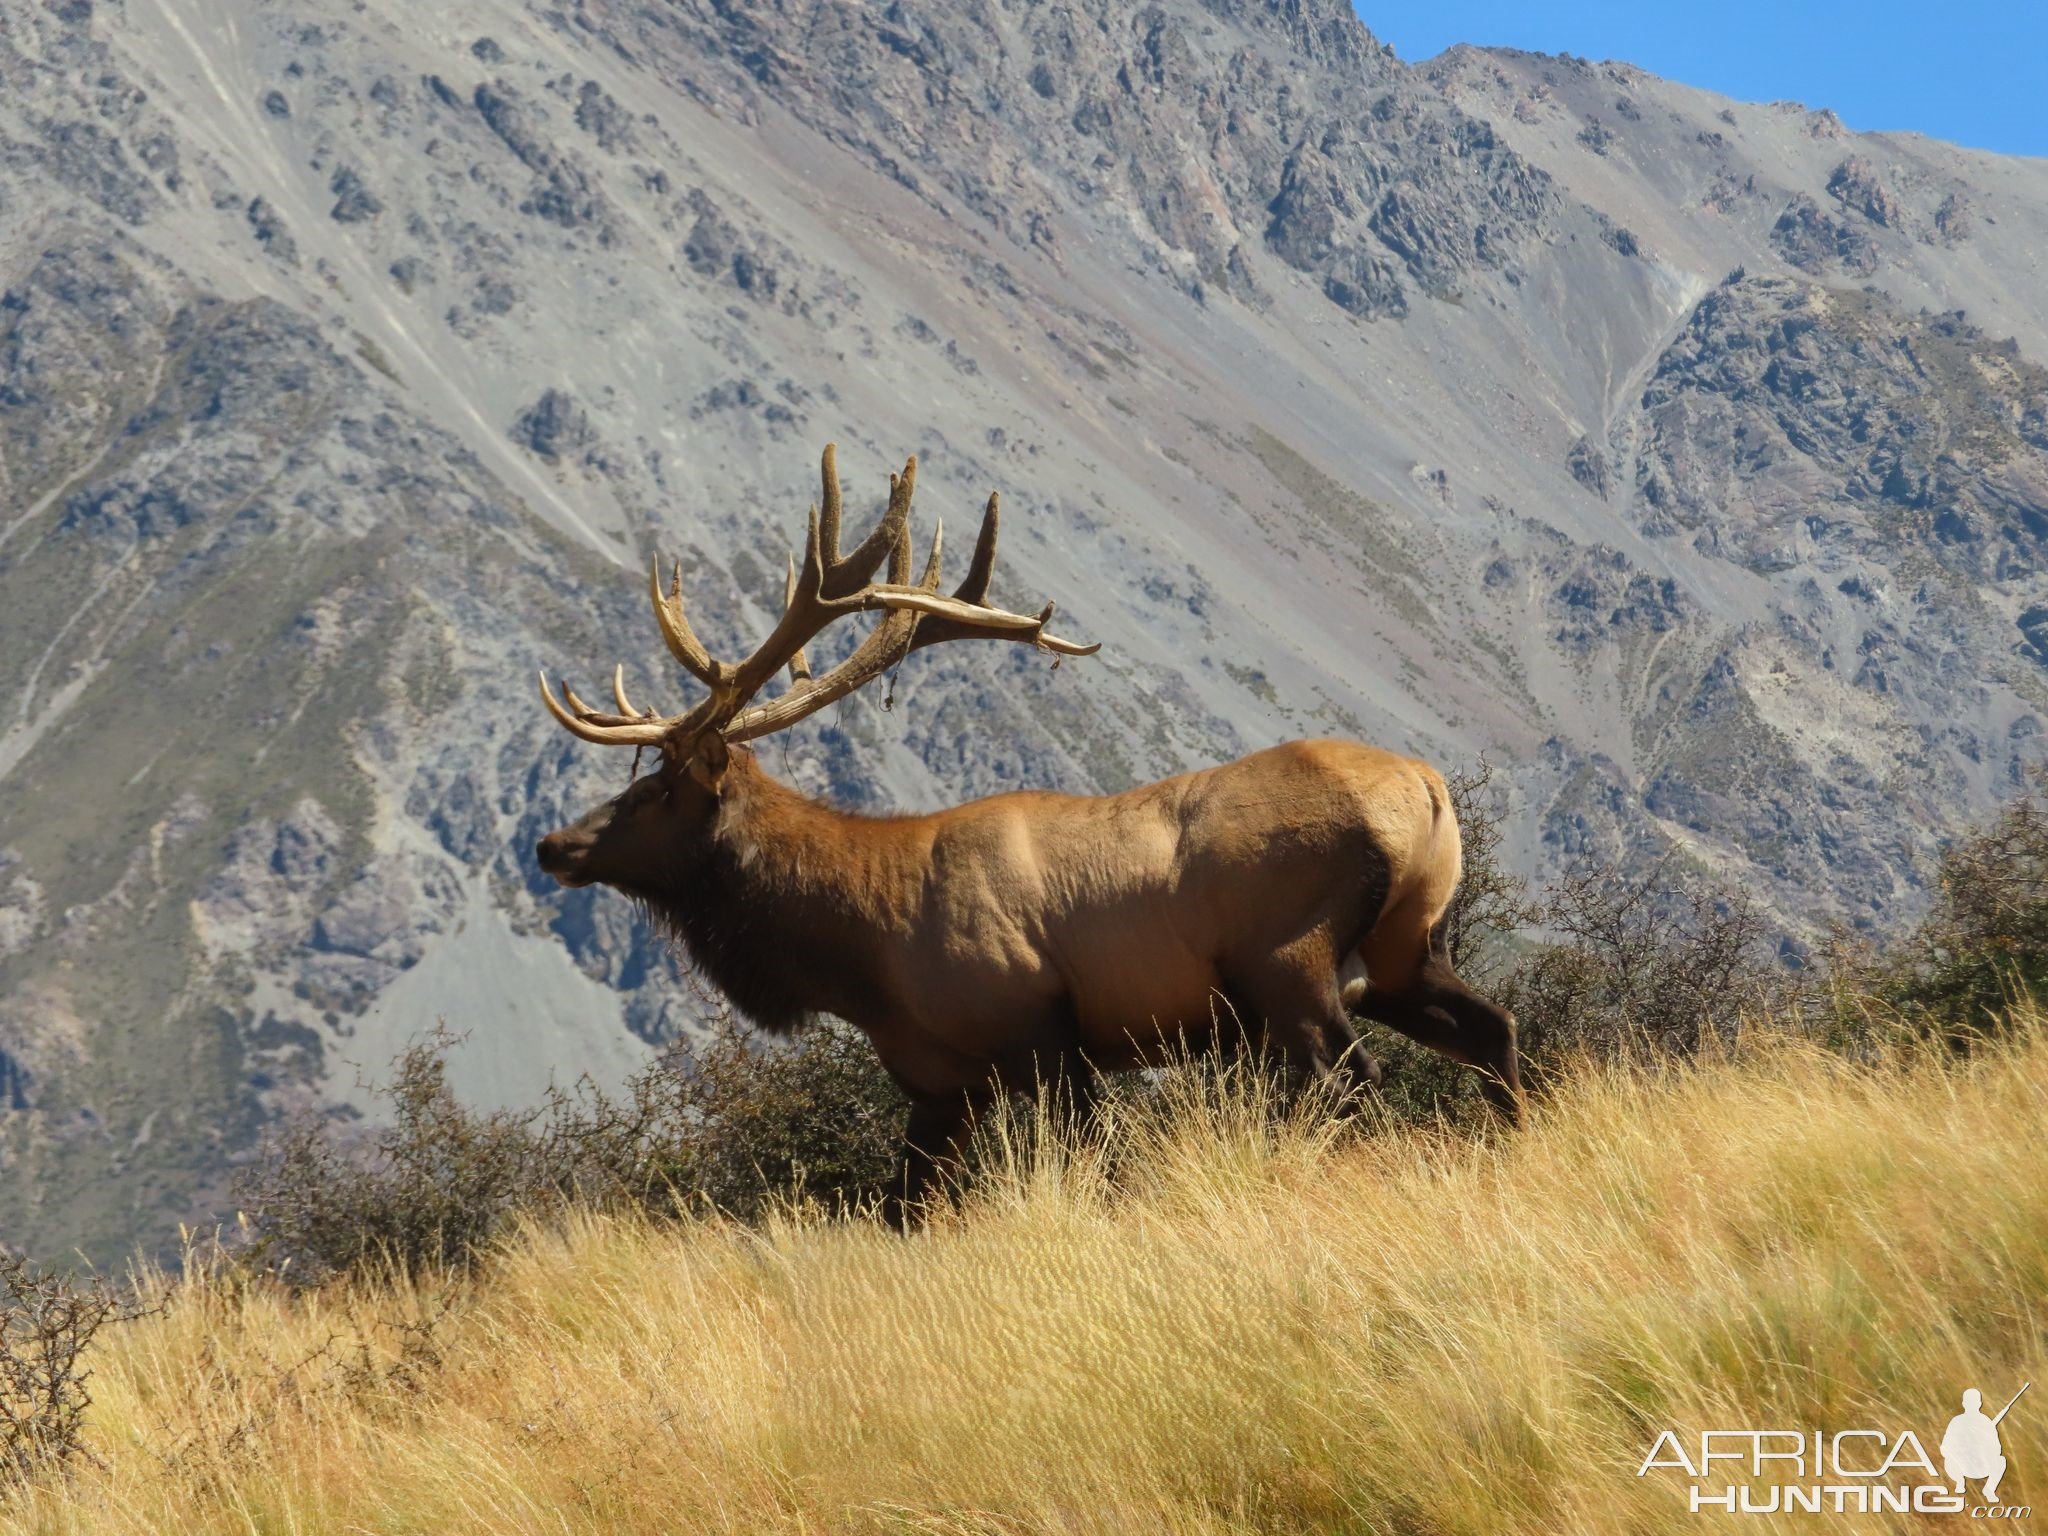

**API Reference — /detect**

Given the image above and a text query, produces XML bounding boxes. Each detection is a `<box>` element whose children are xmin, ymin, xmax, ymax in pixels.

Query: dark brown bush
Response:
<box><xmin>1</xmin><ymin>1252</ymin><xmax>134</xmax><ymax>1491</ymax></box>
<box><xmin>1838</xmin><ymin>761</ymin><xmax>2048</xmax><ymax>1043</ymax></box>
<box><xmin>1502</xmin><ymin>852</ymin><xmax>1780</xmax><ymax>1067</ymax></box>
<box><xmin>637</xmin><ymin>1015</ymin><xmax>903</xmax><ymax>1219</ymax></box>
<box><xmin>235</xmin><ymin>1018</ymin><xmax>905</xmax><ymax>1284</ymax></box>
<box><xmin>1435</xmin><ymin>758</ymin><xmax>1542</xmax><ymax>982</ymax></box>
<box><xmin>235</xmin><ymin>1028</ymin><xmax>540</xmax><ymax>1284</ymax></box>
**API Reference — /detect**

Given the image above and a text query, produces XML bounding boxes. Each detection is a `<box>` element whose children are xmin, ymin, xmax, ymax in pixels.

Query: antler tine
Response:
<box><xmin>782</xmin><ymin>556</ymin><xmax>813</xmax><ymax>685</ymax></box>
<box><xmin>955</xmin><ymin>492</ymin><xmax>999</xmax><ymax>604</ymax></box>
<box><xmin>563</xmin><ymin>673</ymin><xmax>668</xmax><ymax>728</ymax></box>
<box><xmin>888</xmin><ymin>487</ymin><xmax>917</xmax><ymax>584</ymax></box>
<box><xmin>818</xmin><ymin>453</ymin><xmax>914</xmax><ymax>599</ymax></box>
<box><xmin>725</xmin><ymin>453</ymin><xmax>922</xmax><ymax>708</ymax></box>
<box><xmin>538</xmin><ymin>672</ymin><xmax>670</xmax><ymax>746</ymax></box>
<box><xmin>876</xmin><ymin>486</ymin><xmax>1098</xmax><ymax>657</ymax></box>
<box><xmin>612</xmin><ymin>664</ymin><xmax>653</xmax><ymax>719</ymax></box>
<box><xmin>816</xmin><ymin>442</ymin><xmax>842</xmax><ymax>570</ymax></box>
<box><xmin>649</xmin><ymin>555</ymin><xmax>727</xmax><ymax>688</ymax></box>
<box><xmin>891</xmin><ymin>590</ymin><xmax>1101</xmax><ymax>656</ymax></box>
<box><xmin>777</xmin><ymin>489</ymin><xmax>914</xmax><ymax>690</ymax></box>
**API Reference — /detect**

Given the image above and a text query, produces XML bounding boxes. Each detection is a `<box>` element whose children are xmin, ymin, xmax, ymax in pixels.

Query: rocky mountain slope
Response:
<box><xmin>2</xmin><ymin>0</ymin><xmax>2044</xmax><ymax>1262</ymax></box>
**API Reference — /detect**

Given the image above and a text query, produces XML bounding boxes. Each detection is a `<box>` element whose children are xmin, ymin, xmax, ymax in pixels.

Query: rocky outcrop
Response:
<box><xmin>513</xmin><ymin>388</ymin><xmax>599</xmax><ymax>463</ymax></box>
<box><xmin>1567</xmin><ymin>435</ymin><xmax>1612</xmax><ymax>498</ymax></box>
<box><xmin>1826</xmin><ymin>155</ymin><xmax>1904</xmax><ymax>229</ymax></box>
<box><xmin>1633</xmin><ymin>273</ymin><xmax>2048</xmax><ymax>583</ymax></box>
<box><xmin>1770</xmin><ymin>195</ymin><xmax>1880</xmax><ymax>274</ymax></box>
<box><xmin>472</xmin><ymin>80</ymin><xmax>617</xmax><ymax>236</ymax></box>
<box><xmin>627</xmin><ymin>0</ymin><xmax>1559</xmax><ymax>314</ymax></box>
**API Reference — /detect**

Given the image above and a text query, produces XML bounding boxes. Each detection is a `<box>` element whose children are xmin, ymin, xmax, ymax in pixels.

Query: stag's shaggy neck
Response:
<box><xmin>655</xmin><ymin>753</ymin><xmax>916</xmax><ymax>1035</ymax></box>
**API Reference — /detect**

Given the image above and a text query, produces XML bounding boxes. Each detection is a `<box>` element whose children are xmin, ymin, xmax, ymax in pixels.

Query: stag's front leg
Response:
<box><xmin>1054</xmin><ymin>1054</ymin><xmax>1106</xmax><ymax>1135</ymax></box>
<box><xmin>1317</xmin><ymin>1011</ymin><xmax>1384</xmax><ymax>1110</ymax></box>
<box><xmin>1017</xmin><ymin>1037</ymin><xmax>1105</xmax><ymax>1138</ymax></box>
<box><xmin>884</xmin><ymin>1087</ymin><xmax>990</xmax><ymax>1231</ymax></box>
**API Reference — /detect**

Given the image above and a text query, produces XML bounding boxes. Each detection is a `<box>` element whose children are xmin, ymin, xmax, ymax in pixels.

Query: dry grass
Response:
<box><xmin>6</xmin><ymin>1016</ymin><xmax>2046</xmax><ymax>1534</ymax></box>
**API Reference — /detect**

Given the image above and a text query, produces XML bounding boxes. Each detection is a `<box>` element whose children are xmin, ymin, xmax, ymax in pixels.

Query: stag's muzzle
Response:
<box><xmin>534</xmin><ymin>830</ymin><xmax>592</xmax><ymax>886</ymax></box>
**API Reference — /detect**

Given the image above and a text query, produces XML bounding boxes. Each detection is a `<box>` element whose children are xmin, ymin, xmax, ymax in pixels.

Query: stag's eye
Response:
<box><xmin>618</xmin><ymin>775</ymin><xmax>670</xmax><ymax>817</ymax></box>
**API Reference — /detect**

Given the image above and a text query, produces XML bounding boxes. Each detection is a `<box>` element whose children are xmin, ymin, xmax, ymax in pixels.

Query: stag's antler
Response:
<box><xmin>539</xmin><ymin>443</ymin><xmax>1098</xmax><ymax>754</ymax></box>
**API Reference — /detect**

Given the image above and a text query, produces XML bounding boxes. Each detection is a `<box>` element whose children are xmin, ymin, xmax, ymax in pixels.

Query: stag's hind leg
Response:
<box><xmin>1349</xmin><ymin>910</ymin><xmax>1521</xmax><ymax>1122</ymax></box>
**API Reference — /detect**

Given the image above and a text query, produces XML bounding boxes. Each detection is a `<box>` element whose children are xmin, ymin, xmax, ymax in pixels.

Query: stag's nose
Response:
<box><xmin>535</xmin><ymin>833</ymin><xmax>570</xmax><ymax>874</ymax></box>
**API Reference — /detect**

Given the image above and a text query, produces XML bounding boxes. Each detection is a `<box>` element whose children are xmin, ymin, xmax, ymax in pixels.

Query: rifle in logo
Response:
<box><xmin>1995</xmin><ymin>1383</ymin><xmax>2031</xmax><ymax>1426</ymax></box>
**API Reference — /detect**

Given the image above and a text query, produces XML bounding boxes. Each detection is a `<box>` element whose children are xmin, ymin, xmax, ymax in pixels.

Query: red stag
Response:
<box><xmin>535</xmin><ymin>445</ymin><xmax>1520</xmax><ymax>1222</ymax></box>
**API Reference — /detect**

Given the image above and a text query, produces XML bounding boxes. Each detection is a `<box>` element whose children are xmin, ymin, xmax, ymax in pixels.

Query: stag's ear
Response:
<box><xmin>684</xmin><ymin>732</ymin><xmax>730</xmax><ymax>794</ymax></box>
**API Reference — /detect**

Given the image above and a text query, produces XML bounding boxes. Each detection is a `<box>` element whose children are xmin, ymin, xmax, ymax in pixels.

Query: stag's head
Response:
<box><xmin>533</xmin><ymin>444</ymin><xmax>1097</xmax><ymax>895</ymax></box>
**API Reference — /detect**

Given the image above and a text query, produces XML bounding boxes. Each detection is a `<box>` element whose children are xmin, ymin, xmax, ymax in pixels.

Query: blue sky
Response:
<box><xmin>1360</xmin><ymin>2</ymin><xmax>2044</xmax><ymax>159</ymax></box>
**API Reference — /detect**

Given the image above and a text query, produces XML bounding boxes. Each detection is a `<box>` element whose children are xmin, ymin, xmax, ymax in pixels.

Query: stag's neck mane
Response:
<box><xmin>655</xmin><ymin>752</ymin><xmax>915</xmax><ymax>1035</ymax></box>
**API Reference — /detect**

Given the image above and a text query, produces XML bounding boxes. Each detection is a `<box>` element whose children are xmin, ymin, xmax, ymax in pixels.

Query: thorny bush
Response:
<box><xmin>0</xmin><ymin>1252</ymin><xmax>143</xmax><ymax>1492</ymax></box>
<box><xmin>1850</xmin><ymin>761</ymin><xmax>2048</xmax><ymax>1042</ymax></box>
<box><xmin>1369</xmin><ymin>758</ymin><xmax>1785</xmax><ymax>1122</ymax></box>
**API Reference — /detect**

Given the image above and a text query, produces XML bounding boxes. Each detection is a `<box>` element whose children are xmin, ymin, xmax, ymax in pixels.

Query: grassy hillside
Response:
<box><xmin>5</xmin><ymin>1015</ymin><xmax>2044</xmax><ymax>1533</ymax></box>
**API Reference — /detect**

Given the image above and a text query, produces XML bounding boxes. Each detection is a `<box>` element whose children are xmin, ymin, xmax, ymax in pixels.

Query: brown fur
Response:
<box><xmin>538</xmin><ymin>737</ymin><xmax>1520</xmax><ymax>1223</ymax></box>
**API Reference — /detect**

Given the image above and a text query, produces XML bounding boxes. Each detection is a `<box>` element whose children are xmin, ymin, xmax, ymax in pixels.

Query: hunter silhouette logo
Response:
<box><xmin>1638</xmin><ymin>1381</ymin><xmax>2032</xmax><ymax>1517</ymax></box>
<box><xmin>1945</xmin><ymin>1384</ymin><xmax>2027</xmax><ymax>1506</ymax></box>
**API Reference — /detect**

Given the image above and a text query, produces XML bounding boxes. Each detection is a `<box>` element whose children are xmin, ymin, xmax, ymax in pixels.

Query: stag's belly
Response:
<box><xmin>1056</xmin><ymin>911</ymin><xmax>1229</xmax><ymax>1068</ymax></box>
<box><xmin>892</xmin><ymin>940</ymin><xmax>1222</xmax><ymax>1078</ymax></box>
<box><xmin>883</xmin><ymin>863</ymin><xmax>1225</xmax><ymax>1080</ymax></box>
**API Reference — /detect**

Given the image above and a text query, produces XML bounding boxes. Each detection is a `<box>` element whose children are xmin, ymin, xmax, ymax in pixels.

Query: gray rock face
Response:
<box><xmin>656</xmin><ymin>0</ymin><xmax>1557</xmax><ymax>311</ymax></box>
<box><xmin>1826</xmin><ymin>155</ymin><xmax>1905</xmax><ymax>229</ymax></box>
<box><xmin>0</xmin><ymin>0</ymin><xmax>2046</xmax><ymax>1262</ymax></box>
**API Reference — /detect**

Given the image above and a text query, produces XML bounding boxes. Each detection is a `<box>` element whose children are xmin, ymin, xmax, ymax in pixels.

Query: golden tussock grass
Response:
<box><xmin>6</xmin><ymin>1015</ymin><xmax>2045</xmax><ymax>1534</ymax></box>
